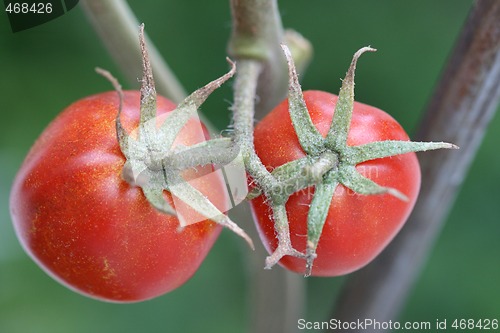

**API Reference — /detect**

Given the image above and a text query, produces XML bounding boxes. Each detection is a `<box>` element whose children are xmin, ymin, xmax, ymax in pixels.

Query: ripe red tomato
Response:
<box><xmin>250</xmin><ymin>90</ymin><xmax>421</xmax><ymax>276</ymax></box>
<box><xmin>10</xmin><ymin>91</ymin><xmax>224</xmax><ymax>302</ymax></box>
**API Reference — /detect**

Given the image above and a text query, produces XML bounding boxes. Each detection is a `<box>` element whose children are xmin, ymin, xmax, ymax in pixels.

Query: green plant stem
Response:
<box><xmin>228</xmin><ymin>2</ymin><xmax>314</xmax><ymax>331</ymax></box>
<box><xmin>232</xmin><ymin>59</ymin><xmax>302</xmax><ymax>261</ymax></box>
<box><xmin>331</xmin><ymin>0</ymin><xmax>500</xmax><ymax>328</ymax></box>
<box><xmin>228</xmin><ymin>0</ymin><xmax>287</xmax><ymax>117</ymax></box>
<box><xmin>80</xmin><ymin>0</ymin><xmax>186</xmax><ymax>103</ymax></box>
<box><xmin>232</xmin><ymin>57</ymin><xmax>305</xmax><ymax>333</ymax></box>
<box><xmin>231</xmin><ymin>60</ymin><xmax>274</xmax><ymax>185</ymax></box>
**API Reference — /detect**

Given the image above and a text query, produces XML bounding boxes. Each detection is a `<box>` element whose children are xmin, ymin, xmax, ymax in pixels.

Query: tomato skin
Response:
<box><xmin>250</xmin><ymin>90</ymin><xmax>421</xmax><ymax>276</ymax></box>
<box><xmin>10</xmin><ymin>91</ymin><xmax>223</xmax><ymax>302</ymax></box>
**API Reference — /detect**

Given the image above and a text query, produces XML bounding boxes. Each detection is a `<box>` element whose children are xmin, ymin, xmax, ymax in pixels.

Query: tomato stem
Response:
<box><xmin>97</xmin><ymin>25</ymin><xmax>254</xmax><ymax>247</ymax></box>
<box><xmin>264</xmin><ymin>204</ymin><xmax>306</xmax><ymax>269</ymax></box>
<box><xmin>228</xmin><ymin>0</ymin><xmax>286</xmax><ymax>115</ymax></box>
<box><xmin>264</xmin><ymin>46</ymin><xmax>458</xmax><ymax>275</ymax></box>
<box><xmin>228</xmin><ymin>0</ymin><xmax>313</xmax><ymax>117</ymax></box>
<box><xmin>232</xmin><ymin>59</ymin><xmax>276</xmax><ymax>189</ymax></box>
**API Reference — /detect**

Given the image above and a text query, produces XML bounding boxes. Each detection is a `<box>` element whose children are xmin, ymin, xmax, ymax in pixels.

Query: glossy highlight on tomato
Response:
<box><xmin>250</xmin><ymin>90</ymin><xmax>421</xmax><ymax>276</ymax></box>
<box><xmin>10</xmin><ymin>91</ymin><xmax>224</xmax><ymax>302</ymax></box>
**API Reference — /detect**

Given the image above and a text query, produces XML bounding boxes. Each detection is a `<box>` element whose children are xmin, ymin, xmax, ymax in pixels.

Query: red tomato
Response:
<box><xmin>10</xmin><ymin>91</ymin><xmax>224</xmax><ymax>302</ymax></box>
<box><xmin>250</xmin><ymin>90</ymin><xmax>421</xmax><ymax>276</ymax></box>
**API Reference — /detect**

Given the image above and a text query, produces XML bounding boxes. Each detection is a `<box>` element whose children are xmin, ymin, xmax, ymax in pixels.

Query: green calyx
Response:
<box><xmin>267</xmin><ymin>45</ymin><xmax>458</xmax><ymax>276</ymax></box>
<box><xmin>98</xmin><ymin>24</ymin><xmax>254</xmax><ymax>249</ymax></box>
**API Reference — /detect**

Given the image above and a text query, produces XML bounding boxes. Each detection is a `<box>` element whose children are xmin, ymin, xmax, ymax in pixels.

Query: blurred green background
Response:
<box><xmin>1</xmin><ymin>1</ymin><xmax>499</xmax><ymax>332</ymax></box>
